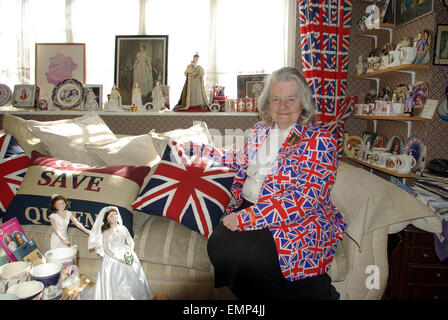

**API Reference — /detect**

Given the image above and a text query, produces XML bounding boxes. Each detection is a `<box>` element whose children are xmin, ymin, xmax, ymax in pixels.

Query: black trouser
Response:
<box><xmin>207</xmin><ymin>199</ymin><xmax>339</xmax><ymax>300</ymax></box>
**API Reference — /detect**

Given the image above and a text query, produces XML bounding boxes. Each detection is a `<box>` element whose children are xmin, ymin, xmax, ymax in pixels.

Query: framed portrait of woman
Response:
<box><xmin>114</xmin><ymin>35</ymin><xmax>168</xmax><ymax>106</ymax></box>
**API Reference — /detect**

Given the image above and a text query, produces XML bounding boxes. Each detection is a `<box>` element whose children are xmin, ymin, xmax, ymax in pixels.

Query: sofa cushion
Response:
<box><xmin>2</xmin><ymin>113</ymin><xmax>48</xmax><ymax>156</ymax></box>
<box><xmin>85</xmin><ymin>133</ymin><xmax>161</xmax><ymax>167</ymax></box>
<box><xmin>26</xmin><ymin>111</ymin><xmax>117</xmax><ymax>166</ymax></box>
<box><xmin>132</xmin><ymin>141</ymin><xmax>236</xmax><ymax>239</ymax></box>
<box><xmin>150</xmin><ymin>122</ymin><xmax>213</xmax><ymax>156</ymax></box>
<box><xmin>3</xmin><ymin>151</ymin><xmax>151</xmax><ymax>236</ymax></box>
<box><xmin>0</xmin><ymin>135</ymin><xmax>30</xmax><ymax>215</ymax></box>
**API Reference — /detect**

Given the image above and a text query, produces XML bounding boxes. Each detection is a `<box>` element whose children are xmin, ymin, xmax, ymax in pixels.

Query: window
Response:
<box><xmin>0</xmin><ymin>0</ymin><xmax>296</xmax><ymax>107</ymax></box>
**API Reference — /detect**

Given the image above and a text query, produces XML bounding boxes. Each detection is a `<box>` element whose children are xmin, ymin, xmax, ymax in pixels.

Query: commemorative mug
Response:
<box><xmin>396</xmin><ymin>154</ymin><xmax>417</xmax><ymax>174</ymax></box>
<box><xmin>388</xmin><ymin>50</ymin><xmax>401</xmax><ymax>67</ymax></box>
<box><xmin>399</xmin><ymin>47</ymin><xmax>417</xmax><ymax>65</ymax></box>
<box><xmin>377</xmin><ymin>152</ymin><xmax>390</xmax><ymax>168</ymax></box>
<box><xmin>385</xmin><ymin>155</ymin><xmax>398</xmax><ymax>170</ymax></box>
<box><xmin>391</xmin><ymin>103</ymin><xmax>405</xmax><ymax>116</ymax></box>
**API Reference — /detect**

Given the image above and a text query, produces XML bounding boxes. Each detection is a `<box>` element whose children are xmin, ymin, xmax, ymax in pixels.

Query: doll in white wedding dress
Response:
<box><xmin>88</xmin><ymin>206</ymin><xmax>152</xmax><ymax>300</ymax></box>
<box><xmin>49</xmin><ymin>194</ymin><xmax>91</xmax><ymax>249</ymax></box>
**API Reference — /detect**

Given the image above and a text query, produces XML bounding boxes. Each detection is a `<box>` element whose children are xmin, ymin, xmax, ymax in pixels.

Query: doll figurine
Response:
<box><xmin>49</xmin><ymin>194</ymin><xmax>91</xmax><ymax>249</ymax></box>
<box><xmin>404</xmin><ymin>84</ymin><xmax>415</xmax><ymax>113</ymax></box>
<box><xmin>131</xmin><ymin>83</ymin><xmax>143</xmax><ymax>111</ymax></box>
<box><xmin>87</xmin><ymin>206</ymin><xmax>152</xmax><ymax>300</ymax></box>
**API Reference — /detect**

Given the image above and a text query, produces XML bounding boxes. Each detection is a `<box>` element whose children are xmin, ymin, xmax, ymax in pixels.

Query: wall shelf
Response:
<box><xmin>355</xmin><ymin>64</ymin><xmax>430</xmax><ymax>80</ymax></box>
<box><xmin>352</xmin><ymin>115</ymin><xmax>426</xmax><ymax>121</ymax></box>
<box><xmin>349</xmin><ymin>158</ymin><xmax>421</xmax><ymax>178</ymax></box>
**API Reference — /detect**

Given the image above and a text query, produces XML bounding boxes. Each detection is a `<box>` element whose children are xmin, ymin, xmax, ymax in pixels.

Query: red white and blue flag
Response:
<box><xmin>133</xmin><ymin>142</ymin><xmax>236</xmax><ymax>239</ymax></box>
<box><xmin>0</xmin><ymin>135</ymin><xmax>29</xmax><ymax>214</ymax></box>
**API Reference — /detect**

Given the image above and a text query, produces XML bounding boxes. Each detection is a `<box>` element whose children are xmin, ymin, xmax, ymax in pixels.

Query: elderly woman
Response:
<box><xmin>190</xmin><ymin>67</ymin><xmax>346</xmax><ymax>300</ymax></box>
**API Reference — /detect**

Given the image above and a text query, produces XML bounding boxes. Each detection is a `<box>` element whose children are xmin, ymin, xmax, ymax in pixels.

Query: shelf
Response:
<box><xmin>355</xmin><ymin>23</ymin><xmax>394</xmax><ymax>37</ymax></box>
<box><xmin>355</xmin><ymin>64</ymin><xmax>431</xmax><ymax>79</ymax></box>
<box><xmin>349</xmin><ymin>158</ymin><xmax>421</xmax><ymax>178</ymax></box>
<box><xmin>352</xmin><ymin>115</ymin><xmax>426</xmax><ymax>121</ymax></box>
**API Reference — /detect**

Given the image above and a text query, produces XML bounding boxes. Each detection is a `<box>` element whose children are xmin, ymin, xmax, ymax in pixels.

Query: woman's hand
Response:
<box><xmin>222</xmin><ymin>212</ymin><xmax>239</xmax><ymax>231</ymax></box>
<box><xmin>62</xmin><ymin>238</ymin><xmax>70</xmax><ymax>246</ymax></box>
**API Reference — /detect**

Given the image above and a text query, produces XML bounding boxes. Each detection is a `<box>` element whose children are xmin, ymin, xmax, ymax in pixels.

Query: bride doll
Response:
<box><xmin>88</xmin><ymin>206</ymin><xmax>152</xmax><ymax>300</ymax></box>
<box><xmin>49</xmin><ymin>194</ymin><xmax>91</xmax><ymax>249</ymax></box>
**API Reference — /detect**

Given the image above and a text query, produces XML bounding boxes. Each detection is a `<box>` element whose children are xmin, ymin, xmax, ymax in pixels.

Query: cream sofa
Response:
<box><xmin>1</xmin><ymin>112</ymin><xmax>443</xmax><ymax>300</ymax></box>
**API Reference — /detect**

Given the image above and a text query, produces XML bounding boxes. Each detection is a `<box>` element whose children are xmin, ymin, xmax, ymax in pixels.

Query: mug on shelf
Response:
<box><xmin>396</xmin><ymin>154</ymin><xmax>417</xmax><ymax>174</ymax></box>
<box><xmin>385</xmin><ymin>155</ymin><xmax>398</xmax><ymax>170</ymax></box>
<box><xmin>388</xmin><ymin>50</ymin><xmax>401</xmax><ymax>68</ymax></box>
<box><xmin>391</xmin><ymin>103</ymin><xmax>405</xmax><ymax>116</ymax></box>
<box><xmin>399</xmin><ymin>47</ymin><xmax>417</xmax><ymax>65</ymax></box>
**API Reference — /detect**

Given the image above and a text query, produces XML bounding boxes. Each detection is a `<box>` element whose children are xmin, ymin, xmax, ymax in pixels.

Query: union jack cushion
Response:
<box><xmin>132</xmin><ymin>141</ymin><xmax>236</xmax><ymax>239</ymax></box>
<box><xmin>0</xmin><ymin>135</ymin><xmax>30</xmax><ymax>215</ymax></box>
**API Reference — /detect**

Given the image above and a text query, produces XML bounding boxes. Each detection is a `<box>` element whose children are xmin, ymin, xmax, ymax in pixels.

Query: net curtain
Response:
<box><xmin>298</xmin><ymin>0</ymin><xmax>355</xmax><ymax>159</ymax></box>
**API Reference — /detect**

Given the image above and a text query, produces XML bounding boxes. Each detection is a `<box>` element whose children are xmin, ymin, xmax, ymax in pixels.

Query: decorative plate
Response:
<box><xmin>0</xmin><ymin>84</ymin><xmax>12</xmax><ymax>106</ymax></box>
<box><xmin>52</xmin><ymin>79</ymin><xmax>86</xmax><ymax>110</ymax></box>
<box><xmin>385</xmin><ymin>135</ymin><xmax>404</xmax><ymax>154</ymax></box>
<box><xmin>402</xmin><ymin>135</ymin><xmax>424</xmax><ymax>172</ymax></box>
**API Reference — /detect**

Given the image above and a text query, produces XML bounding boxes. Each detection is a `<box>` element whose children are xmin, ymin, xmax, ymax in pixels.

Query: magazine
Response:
<box><xmin>13</xmin><ymin>239</ymin><xmax>45</xmax><ymax>266</ymax></box>
<box><xmin>0</xmin><ymin>217</ymin><xmax>29</xmax><ymax>262</ymax></box>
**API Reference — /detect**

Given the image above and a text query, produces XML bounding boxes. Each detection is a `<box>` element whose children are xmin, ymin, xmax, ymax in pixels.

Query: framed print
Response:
<box><xmin>237</xmin><ymin>74</ymin><xmax>268</xmax><ymax>99</ymax></box>
<box><xmin>35</xmin><ymin>43</ymin><xmax>86</xmax><ymax>102</ymax></box>
<box><xmin>84</xmin><ymin>84</ymin><xmax>103</xmax><ymax>110</ymax></box>
<box><xmin>433</xmin><ymin>24</ymin><xmax>448</xmax><ymax>65</ymax></box>
<box><xmin>394</xmin><ymin>0</ymin><xmax>433</xmax><ymax>27</ymax></box>
<box><xmin>114</xmin><ymin>35</ymin><xmax>168</xmax><ymax>106</ymax></box>
<box><xmin>12</xmin><ymin>84</ymin><xmax>38</xmax><ymax>107</ymax></box>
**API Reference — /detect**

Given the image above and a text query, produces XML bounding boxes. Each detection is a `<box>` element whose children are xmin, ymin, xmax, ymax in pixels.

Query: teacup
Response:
<box><xmin>0</xmin><ymin>261</ymin><xmax>31</xmax><ymax>293</ymax></box>
<box><xmin>399</xmin><ymin>47</ymin><xmax>417</xmax><ymax>65</ymax></box>
<box><xmin>31</xmin><ymin>262</ymin><xmax>63</xmax><ymax>300</ymax></box>
<box><xmin>7</xmin><ymin>280</ymin><xmax>44</xmax><ymax>300</ymax></box>
<box><xmin>396</xmin><ymin>154</ymin><xmax>417</xmax><ymax>174</ymax></box>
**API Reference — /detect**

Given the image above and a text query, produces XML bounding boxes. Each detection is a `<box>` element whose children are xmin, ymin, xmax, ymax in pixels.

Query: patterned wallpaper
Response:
<box><xmin>296</xmin><ymin>0</ymin><xmax>448</xmax><ymax>173</ymax></box>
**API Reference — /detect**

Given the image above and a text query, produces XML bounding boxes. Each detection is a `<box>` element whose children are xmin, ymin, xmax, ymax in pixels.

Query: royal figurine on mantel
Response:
<box><xmin>174</xmin><ymin>53</ymin><xmax>211</xmax><ymax>111</ymax></box>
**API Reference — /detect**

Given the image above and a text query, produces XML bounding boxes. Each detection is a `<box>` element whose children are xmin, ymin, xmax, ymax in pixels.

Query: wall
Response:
<box><xmin>295</xmin><ymin>0</ymin><xmax>448</xmax><ymax>176</ymax></box>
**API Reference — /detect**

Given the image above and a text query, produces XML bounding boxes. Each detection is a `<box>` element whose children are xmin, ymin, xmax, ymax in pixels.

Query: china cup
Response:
<box><xmin>31</xmin><ymin>262</ymin><xmax>63</xmax><ymax>300</ymax></box>
<box><xmin>396</xmin><ymin>154</ymin><xmax>417</xmax><ymax>174</ymax></box>
<box><xmin>7</xmin><ymin>280</ymin><xmax>44</xmax><ymax>300</ymax></box>
<box><xmin>0</xmin><ymin>261</ymin><xmax>31</xmax><ymax>293</ymax></box>
<box><xmin>388</xmin><ymin>50</ymin><xmax>401</xmax><ymax>67</ymax></box>
<box><xmin>399</xmin><ymin>47</ymin><xmax>417</xmax><ymax>65</ymax></box>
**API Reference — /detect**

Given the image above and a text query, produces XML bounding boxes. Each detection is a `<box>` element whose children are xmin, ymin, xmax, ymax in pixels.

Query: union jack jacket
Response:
<box><xmin>191</xmin><ymin>121</ymin><xmax>346</xmax><ymax>281</ymax></box>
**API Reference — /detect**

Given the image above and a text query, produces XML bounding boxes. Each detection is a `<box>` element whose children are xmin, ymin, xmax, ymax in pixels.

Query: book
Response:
<box><xmin>0</xmin><ymin>217</ymin><xmax>29</xmax><ymax>262</ymax></box>
<box><xmin>13</xmin><ymin>239</ymin><xmax>45</xmax><ymax>266</ymax></box>
<box><xmin>390</xmin><ymin>176</ymin><xmax>418</xmax><ymax>196</ymax></box>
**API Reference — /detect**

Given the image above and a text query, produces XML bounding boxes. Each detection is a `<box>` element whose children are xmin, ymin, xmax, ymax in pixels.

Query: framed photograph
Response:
<box><xmin>12</xmin><ymin>84</ymin><xmax>38</xmax><ymax>107</ymax></box>
<box><xmin>237</xmin><ymin>74</ymin><xmax>267</xmax><ymax>99</ymax></box>
<box><xmin>84</xmin><ymin>84</ymin><xmax>103</xmax><ymax>110</ymax></box>
<box><xmin>114</xmin><ymin>35</ymin><xmax>168</xmax><ymax>106</ymax></box>
<box><xmin>433</xmin><ymin>24</ymin><xmax>448</xmax><ymax>65</ymax></box>
<box><xmin>394</xmin><ymin>0</ymin><xmax>433</xmax><ymax>27</ymax></box>
<box><xmin>35</xmin><ymin>43</ymin><xmax>86</xmax><ymax>102</ymax></box>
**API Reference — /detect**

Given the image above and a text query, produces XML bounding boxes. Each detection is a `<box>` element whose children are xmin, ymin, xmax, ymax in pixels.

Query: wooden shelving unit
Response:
<box><xmin>352</xmin><ymin>115</ymin><xmax>426</xmax><ymax>121</ymax></box>
<box><xmin>355</xmin><ymin>64</ymin><xmax>431</xmax><ymax>80</ymax></box>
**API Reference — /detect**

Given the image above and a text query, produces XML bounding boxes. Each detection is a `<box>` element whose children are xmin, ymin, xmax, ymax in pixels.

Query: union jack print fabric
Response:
<box><xmin>191</xmin><ymin>121</ymin><xmax>346</xmax><ymax>281</ymax></box>
<box><xmin>298</xmin><ymin>0</ymin><xmax>355</xmax><ymax>159</ymax></box>
<box><xmin>132</xmin><ymin>142</ymin><xmax>236</xmax><ymax>239</ymax></box>
<box><xmin>0</xmin><ymin>135</ymin><xmax>30</xmax><ymax>215</ymax></box>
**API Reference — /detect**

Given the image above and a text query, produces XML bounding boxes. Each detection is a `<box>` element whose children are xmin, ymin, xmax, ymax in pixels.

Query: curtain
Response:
<box><xmin>298</xmin><ymin>0</ymin><xmax>355</xmax><ymax>159</ymax></box>
<box><xmin>0</xmin><ymin>0</ymin><xmax>293</xmax><ymax>105</ymax></box>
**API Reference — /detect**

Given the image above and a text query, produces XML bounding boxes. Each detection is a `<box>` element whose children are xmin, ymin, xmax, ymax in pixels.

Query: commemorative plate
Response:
<box><xmin>402</xmin><ymin>135</ymin><xmax>424</xmax><ymax>172</ymax></box>
<box><xmin>385</xmin><ymin>135</ymin><xmax>404</xmax><ymax>154</ymax></box>
<box><xmin>0</xmin><ymin>84</ymin><xmax>12</xmax><ymax>106</ymax></box>
<box><xmin>52</xmin><ymin>79</ymin><xmax>86</xmax><ymax>110</ymax></box>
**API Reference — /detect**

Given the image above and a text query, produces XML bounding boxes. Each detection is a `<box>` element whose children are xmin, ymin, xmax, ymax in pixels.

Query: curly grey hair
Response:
<box><xmin>257</xmin><ymin>67</ymin><xmax>316</xmax><ymax>126</ymax></box>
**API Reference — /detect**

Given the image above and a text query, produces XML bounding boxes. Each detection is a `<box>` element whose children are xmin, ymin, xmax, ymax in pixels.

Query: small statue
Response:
<box><xmin>132</xmin><ymin>83</ymin><xmax>144</xmax><ymax>111</ymax></box>
<box><xmin>174</xmin><ymin>53</ymin><xmax>210</xmax><ymax>111</ymax></box>
<box><xmin>404</xmin><ymin>84</ymin><xmax>415</xmax><ymax>113</ymax></box>
<box><xmin>356</xmin><ymin>55</ymin><xmax>365</xmax><ymax>75</ymax></box>
<box><xmin>105</xmin><ymin>85</ymin><xmax>122</xmax><ymax>112</ymax></box>
<box><xmin>396</xmin><ymin>36</ymin><xmax>411</xmax><ymax>50</ymax></box>
<box><xmin>84</xmin><ymin>88</ymin><xmax>99</xmax><ymax>111</ymax></box>
<box><xmin>151</xmin><ymin>80</ymin><xmax>165</xmax><ymax>112</ymax></box>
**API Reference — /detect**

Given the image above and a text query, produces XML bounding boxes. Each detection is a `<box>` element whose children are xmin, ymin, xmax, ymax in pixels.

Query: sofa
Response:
<box><xmin>0</xmin><ymin>111</ymin><xmax>442</xmax><ymax>300</ymax></box>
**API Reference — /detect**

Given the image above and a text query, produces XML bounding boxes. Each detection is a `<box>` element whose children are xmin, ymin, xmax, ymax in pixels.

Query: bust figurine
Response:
<box><xmin>356</xmin><ymin>55</ymin><xmax>365</xmax><ymax>75</ymax></box>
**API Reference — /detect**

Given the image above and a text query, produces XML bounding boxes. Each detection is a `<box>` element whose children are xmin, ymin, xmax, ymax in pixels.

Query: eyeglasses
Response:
<box><xmin>269</xmin><ymin>96</ymin><xmax>299</xmax><ymax>106</ymax></box>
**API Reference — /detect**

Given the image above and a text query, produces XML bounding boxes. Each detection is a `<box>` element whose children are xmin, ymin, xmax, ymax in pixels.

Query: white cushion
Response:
<box><xmin>150</xmin><ymin>122</ymin><xmax>212</xmax><ymax>156</ymax></box>
<box><xmin>85</xmin><ymin>133</ymin><xmax>160</xmax><ymax>167</ymax></box>
<box><xmin>26</xmin><ymin>112</ymin><xmax>117</xmax><ymax>166</ymax></box>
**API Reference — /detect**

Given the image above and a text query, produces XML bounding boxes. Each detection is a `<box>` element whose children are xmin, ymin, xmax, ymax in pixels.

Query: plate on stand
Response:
<box><xmin>52</xmin><ymin>79</ymin><xmax>86</xmax><ymax>110</ymax></box>
<box><xmin>0</xmin><ymin>84</ymin><xmax>12</xmax><ymax>106</ymax></box>
<box><xmin>402</xmin><ymin>135</ymin><xmax>425</xmax><ymax>172</ymax></box>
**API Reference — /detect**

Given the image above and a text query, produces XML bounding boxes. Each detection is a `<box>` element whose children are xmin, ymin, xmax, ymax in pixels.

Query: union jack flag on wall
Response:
<box><xmin>132</xmin><ymin>142</ymin><xmax>236</xmax><ymax>239</ymax></box>
<box><xmin>298</xmin><ymin>0</ymin><xmax>355</xmax><ymax>159</ymax></box>
<box><xmin>0</xmin><ymin>135</ymin><xmax>30</xmax><ymax>214</ymax></box>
